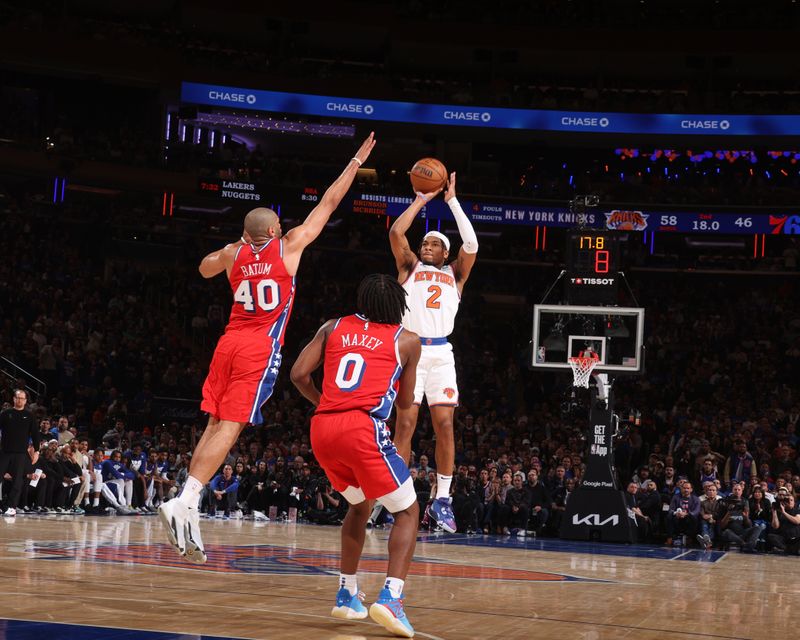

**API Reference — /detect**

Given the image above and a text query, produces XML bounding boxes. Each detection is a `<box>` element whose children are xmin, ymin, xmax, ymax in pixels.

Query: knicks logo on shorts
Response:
<box><xmin>443</xmin><ymin>388</ymin><xmax>456</xmax><ymax>399</ymax></box>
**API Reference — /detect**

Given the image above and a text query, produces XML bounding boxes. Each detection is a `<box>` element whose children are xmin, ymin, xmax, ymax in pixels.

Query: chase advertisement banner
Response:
<box><xmin>182</xmin><ymin>81</ymin><xmax>800</xmax><ymax>137</ymax></box>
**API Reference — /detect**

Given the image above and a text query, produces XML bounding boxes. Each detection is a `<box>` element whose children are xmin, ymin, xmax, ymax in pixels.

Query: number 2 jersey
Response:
<box><xmin>401</xmin><ymin>261</ymin><xmax>460</xmax><ymax>338</ymax></box>
<box><xmin>226</xmin><ymin>239</ymin><xmax>296</xmax><ymax>344</ymax></box>
<box><xmin>316</xmin><ymin>314</ymin><xmax>405</xmax><ymax>420</ymax></box>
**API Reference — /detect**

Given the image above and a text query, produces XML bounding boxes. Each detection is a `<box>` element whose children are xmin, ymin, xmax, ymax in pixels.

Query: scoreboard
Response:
<box><xmin>565</xmin><ymin>231</ymin><xmax>620</xmax><ymax>305</ymax></box>
<box><xmin>193</xmin><ymin>181</ymin><xmax>800</xmax><ymax>237</ymax></box>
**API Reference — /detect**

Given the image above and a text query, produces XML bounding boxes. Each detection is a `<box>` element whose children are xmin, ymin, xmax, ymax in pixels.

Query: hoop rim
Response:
<box><xmin>568</xmin><ymin>352</ymin><xmax>601</xmax><ymax>364</ymax></box>
<box><xmin>568</xmin><ymin>352</ymin><xmax>601</xmax><ymax>388</ymax></box>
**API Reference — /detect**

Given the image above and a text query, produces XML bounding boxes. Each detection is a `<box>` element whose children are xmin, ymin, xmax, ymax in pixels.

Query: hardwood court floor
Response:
<box><xmin>0</xmin><ymin>514</ymin><xmax>796</xmax><ymax>639</ymax></box>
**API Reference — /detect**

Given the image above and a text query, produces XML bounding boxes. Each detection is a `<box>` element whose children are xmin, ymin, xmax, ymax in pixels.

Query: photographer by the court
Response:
<box><xmin>768</xmin><ymin>491</ymin><xmax>800</xmax><ymax>554</ymax></box>
<box><xmin>719</xmin><ymin>482</ymin><xmax>761</xmax><ymax>552</ymax></box>
<box><xmin>305</xmin><ymin>478</ymin><xmax>346</xmax><ymax>525</ymax></box>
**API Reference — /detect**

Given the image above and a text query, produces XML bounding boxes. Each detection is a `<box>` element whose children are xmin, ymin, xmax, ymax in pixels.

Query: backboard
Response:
<box><xmin>532</xmin><ymin>304</ymin><xmax>644</xmax><ymax>374</ymax></box>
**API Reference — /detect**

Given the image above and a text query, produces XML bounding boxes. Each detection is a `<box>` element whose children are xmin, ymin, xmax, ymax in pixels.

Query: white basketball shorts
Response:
<box><xmin>414</xmin><ymin>343</ymin><xmax>459</xmax><ymax>406</ymax></box>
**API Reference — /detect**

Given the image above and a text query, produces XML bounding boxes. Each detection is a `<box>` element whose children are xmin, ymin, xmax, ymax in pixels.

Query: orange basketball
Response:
<box><xmin>409</xmin><ymin>158</ymin><xmax>447</xmax><ymax>193</ymax></box>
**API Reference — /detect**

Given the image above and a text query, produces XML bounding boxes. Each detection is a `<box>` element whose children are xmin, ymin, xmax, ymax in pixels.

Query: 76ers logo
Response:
<box><xmin>443</xmin><ymin>388</ymin><xmax>456</xmax><ymax>399</ymax></box>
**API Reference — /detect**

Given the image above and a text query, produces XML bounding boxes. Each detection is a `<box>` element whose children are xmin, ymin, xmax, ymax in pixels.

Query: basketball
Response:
<box><xmin>409</xmin><ymin>157</ymin><xmax>448</xmax><ymax>193</ymax></box>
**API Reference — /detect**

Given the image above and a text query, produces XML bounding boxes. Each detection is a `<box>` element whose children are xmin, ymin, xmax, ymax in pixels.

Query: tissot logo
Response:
<box><xmin>570</xmin><ymin>277</ymin><xmax>615</xmax><ymax>286</ymax></box>
<box><xmin>572</xmin><ymin>513</ymin><xmax>619</xmax><ymax>526</ymax></box>
<box><xmin>680</xmin><ymin>119</ymin><xmax>730</xmax><ymax>130</ymax></box>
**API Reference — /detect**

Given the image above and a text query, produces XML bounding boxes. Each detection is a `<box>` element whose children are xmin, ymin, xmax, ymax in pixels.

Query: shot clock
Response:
<box><xmin>565</xmin><ymin>230</ymin><xmax>620</xmax><ymax>305</ymax></box>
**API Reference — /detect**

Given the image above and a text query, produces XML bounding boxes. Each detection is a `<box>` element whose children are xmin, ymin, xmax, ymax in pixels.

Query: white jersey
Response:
<box><xmin>401</xmin><ymin>261</ymin><xmax>460</xmax><ymax>338</ymax></box>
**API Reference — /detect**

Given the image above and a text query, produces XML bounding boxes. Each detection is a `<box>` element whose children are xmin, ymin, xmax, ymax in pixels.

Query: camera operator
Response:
<box><xmin>768</xmin><ymin>492</ymin><xmax>800</xmax><ymax>554</ymax></box>
<box><xmin>305</xmin><ymin>478</ymin><xmax>346</xmax><ymax>525</ymax></box>
<box><xmin>719</xmin><ymin>482</ymin><xmax>761</xmax><ymax>552</ymax></box>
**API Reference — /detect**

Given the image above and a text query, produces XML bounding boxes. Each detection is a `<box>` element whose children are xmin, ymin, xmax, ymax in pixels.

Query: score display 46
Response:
<box><xmin>658</xmin><ymin>214</ymin><xmax>754</xmax><ymax>232</ymax></box>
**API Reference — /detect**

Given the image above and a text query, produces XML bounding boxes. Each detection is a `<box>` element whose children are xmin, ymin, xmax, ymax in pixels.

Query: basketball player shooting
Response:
<box><xmin>389</xmin><ymin>172</ymin><xmax>478</xmax><ymax>533</ymax></box>
<box><xmin>291</xmin><ymin>274</ymin><xmax>421</xmax><ymax>637</ymax></box>
<box><xmin>159</xmin><ymin>133</ymin><xmax>376</xmax><ymax>563</ymax></box>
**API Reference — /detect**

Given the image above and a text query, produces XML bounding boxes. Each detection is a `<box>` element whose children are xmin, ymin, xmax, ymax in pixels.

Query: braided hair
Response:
<box><xmin>356</xmin><ymin>274</ymin><xmax>408</xmax><ymax>324</ymax></box>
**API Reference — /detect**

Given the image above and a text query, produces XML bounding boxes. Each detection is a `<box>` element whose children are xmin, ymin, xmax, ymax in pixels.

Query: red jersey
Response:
<box><xmin>316</xmin><ymin>314</ymin><xmax>404</xmax><ymax>420</ymax></box>
<box><xmin>226</xmin><ymin>239</ymin><xmax>296</xmax><ymax>344</ymax></box>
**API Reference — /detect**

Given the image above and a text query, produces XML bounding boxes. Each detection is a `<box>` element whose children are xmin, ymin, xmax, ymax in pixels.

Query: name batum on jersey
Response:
<box><xmin>341</xmin><ymin>333</ymin><xmax>384</xmax><ymax>351</ymax></box>
<box><xmin>414</xmin><ymin>271</ymin><xmax>455</xmax><ymax>286</ymax></box>
<box><xmin>240</xmin><ymin>263</ymin><xmax>273</xmax><ymax>277</ymax></box>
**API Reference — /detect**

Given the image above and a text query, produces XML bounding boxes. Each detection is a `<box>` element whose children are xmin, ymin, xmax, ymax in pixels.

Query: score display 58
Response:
<box><xmin>658</xmin><ymin>214</ymin><xmax>754</xmax><ymax>232</ymax></box>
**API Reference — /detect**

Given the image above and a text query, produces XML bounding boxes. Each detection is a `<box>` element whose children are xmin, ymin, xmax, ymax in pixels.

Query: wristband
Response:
<box><xmin>415</xmin><ymin>192</ymin><xmax>430</xmax><ymax>202</ymax></box>
<box><xmin>350</xmin><ymin>157</ymin><xmax>362</xmax><ymax>166</ymax></box>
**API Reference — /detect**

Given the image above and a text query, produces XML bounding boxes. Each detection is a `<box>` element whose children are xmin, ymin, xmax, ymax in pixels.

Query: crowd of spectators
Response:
<box><xmin>0</xmin><ymin>187</ymin><xmax>798</xmax><ymax>558</ymax></box>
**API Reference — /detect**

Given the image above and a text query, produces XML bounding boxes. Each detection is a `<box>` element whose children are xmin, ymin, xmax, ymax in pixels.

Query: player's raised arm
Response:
<box><xmin>282</xmin><ymin>133</ymin><xmax>376</xmax><ymax>274</ymax></box>
<box><xmin>198</xmin><ymin>240</ymin><xmax>245</xmax><ymax>279</ymax></box>
<box><xmin>395</xmin><ymin>330</ymin><xmax>421</xmax><ymax>411</ymax></box>
<box><xmin>290</xmin><ymin>319</ymin><xmax>337</xmax><ymax>406</ymax></box>
<box><xmin>443</xmin><ymin>172</ymin><xmax>478</xmax><ymax>290</ymax></box>
<box><xmin>389</xmin><ymin>189</ymin><xmax>442</xmax><ymax>279</ymax></box>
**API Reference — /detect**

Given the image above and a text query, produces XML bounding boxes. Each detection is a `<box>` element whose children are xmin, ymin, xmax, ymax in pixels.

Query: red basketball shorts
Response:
<box><xmin>311</xmin><ymin>410</ymin><xmax>410</xmax><ymax>499</ymax></box>
<box><xmin>201</xmin><ymin>331</ymin><xmax>281</xmax><ymax>426</ymax></box>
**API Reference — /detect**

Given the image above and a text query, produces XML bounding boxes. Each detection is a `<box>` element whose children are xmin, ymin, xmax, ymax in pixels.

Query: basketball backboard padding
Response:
<box><xmin>532</xmin><ymin>304</ymin><xmax>644</xmax><ymax>373</ymax></box>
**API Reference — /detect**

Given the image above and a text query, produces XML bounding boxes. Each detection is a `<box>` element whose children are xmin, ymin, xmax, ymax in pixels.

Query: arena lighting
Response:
<box><xmin>185</xmin><ymin>112</ymin><xmax>355</xmax><ymax>138</ymax></box>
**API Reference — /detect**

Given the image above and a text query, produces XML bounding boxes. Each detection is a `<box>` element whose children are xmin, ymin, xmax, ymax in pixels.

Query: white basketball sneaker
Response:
<box><xmin>158</xmin><ymin>499</ymin><xmax>188</xmax><ymax>557</ymax></box>
<box><xmin>183</xmin><ymin>507</ymin><xmax>207</xmax><ymax>564</ymax></box>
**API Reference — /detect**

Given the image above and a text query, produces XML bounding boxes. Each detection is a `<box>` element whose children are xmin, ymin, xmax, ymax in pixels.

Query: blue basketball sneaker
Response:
<box><xmin>369</xmin><ymin>588</ymin><xmax>414</xmax><ymax>638</ymax></box>
<box><xmin>426</xmin><ymin>497</ymin><xmax>457</xmax><ymax>533</ymax></box>
<box><xmin>331</xmin><ymin>587</ymin><xmax>367</xmax><ymax>620</ymax></box>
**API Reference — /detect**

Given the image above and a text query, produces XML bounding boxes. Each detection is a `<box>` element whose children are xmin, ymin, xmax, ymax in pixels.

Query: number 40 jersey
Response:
<box><xmin>316</xmin><ymin>314</ymin><xmax>405</xmax><ymax>421</ymax></box>
<box><xmin>227</xmin><ymin>239</ymin><xmax>296</xmax><ymax>345</ymax></box>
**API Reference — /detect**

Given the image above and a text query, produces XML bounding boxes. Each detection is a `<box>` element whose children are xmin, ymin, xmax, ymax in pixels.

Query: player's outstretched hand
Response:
<box><xmin>444</xmin><ymin>171</ymin><xmax>457</xmax><ymax>202</ymax></box>
<box><xmin>353</xmin><ymin>131</ymin><xmax>376</xmax><ymax>166</ymax></box>
<box><xmin>415</xmin><ymin>187</ymin><xmax>443</xmax><ymax>203</ymax></box>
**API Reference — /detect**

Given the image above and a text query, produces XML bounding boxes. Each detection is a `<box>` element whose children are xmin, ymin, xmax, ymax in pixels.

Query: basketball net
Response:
<box><xmin>568</xmin><ymin>351</ymin><xmax>600</xmax><ymax>388</ymax></box>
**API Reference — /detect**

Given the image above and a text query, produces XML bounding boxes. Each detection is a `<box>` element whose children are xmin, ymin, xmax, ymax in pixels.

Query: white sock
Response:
<box><xmin>339</xmin><ymin>573</ymin><xmax>358</xmax><ymax>596</ymax></box>
<box><xmin>384</xmin><ymin>577</ymin><xmax>405</xmax><ymax>599</ymax></box>
<box><xmin>436</xmin><ymin>474</ymin><xmax>452</xmax><ymax>500</ymax></box>
<box><xmin>92</xmin><ymin>497</ymin><xmax>99</xmax><ymax>507</ymax></box>
<box><xmin>178</xmin><ymin>476</ymin><xmax>203</xmax><ymax>508</ymax></box>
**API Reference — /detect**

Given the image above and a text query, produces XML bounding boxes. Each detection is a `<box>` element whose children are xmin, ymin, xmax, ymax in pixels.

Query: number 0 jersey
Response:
<box><xmin>226</xmin><ymin>239</ymin><xmax>296</xmax><ymax>344</ymax></box>
<box><xmin>401</xmin><ymin>261</ymin><xmax>460</xmax><ymax>338</ymax></box>
<box><xmin>316</xmin><ymin>314</ymin><xmax>404</xmax><ymax>420</ymax></box>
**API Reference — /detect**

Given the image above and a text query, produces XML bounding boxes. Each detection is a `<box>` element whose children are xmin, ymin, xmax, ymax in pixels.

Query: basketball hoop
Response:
<box><xmin>568</xmin><ymin>351</ymin><xmax>600</xmax><ymax>388</ymax></box>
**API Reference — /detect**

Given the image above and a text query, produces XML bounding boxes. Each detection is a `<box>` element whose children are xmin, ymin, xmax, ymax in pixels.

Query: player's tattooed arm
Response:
<box><xmin>290</xmin><ymin>319</ymin><xmax>336</xmax><ymax>407</ymax></box>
